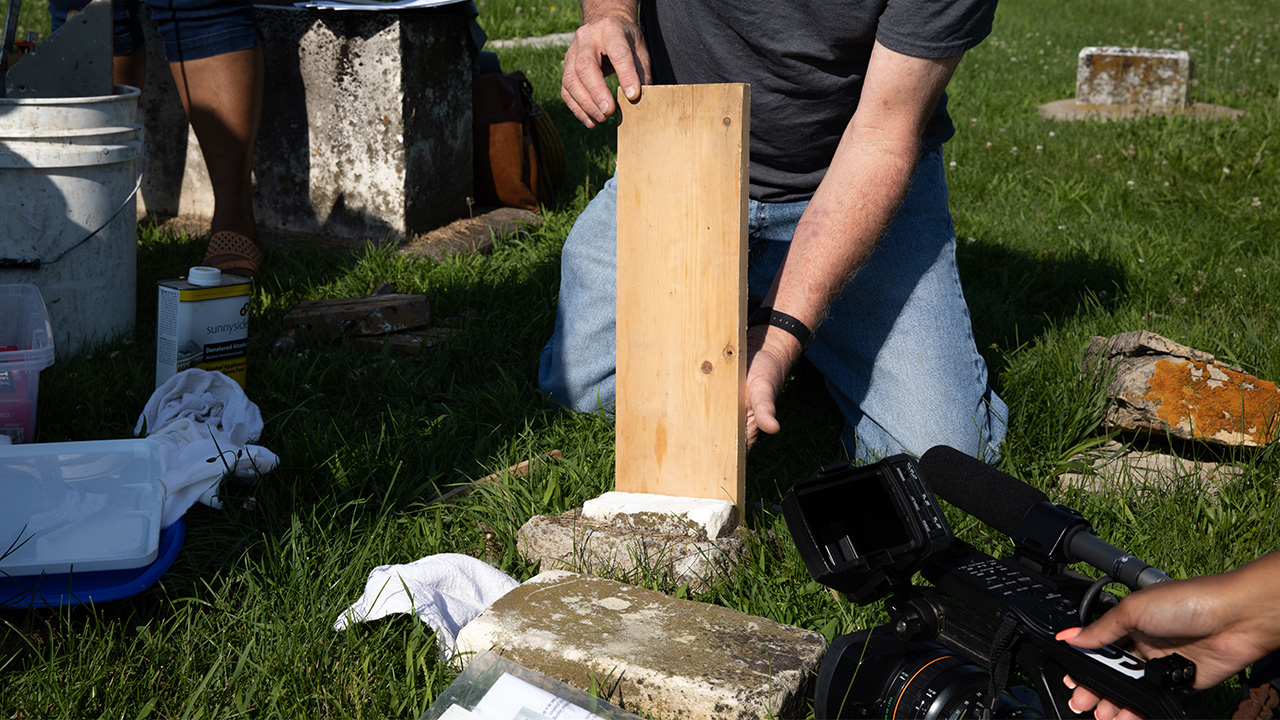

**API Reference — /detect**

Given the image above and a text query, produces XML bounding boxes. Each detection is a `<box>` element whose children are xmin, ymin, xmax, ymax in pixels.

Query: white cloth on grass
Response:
<box><xmin>334</xmin><ymin>553</ymin><xmax>520</xmax><ymax>658</ymax></box>
<box><xmin>135</xmin><ymin>369</ymin><xmax>279</xmax><ymax>528</ymax></box>
<box><xmin>136</xmin><ymin>368</ymin><xmax>264</xmax><ymax>439</ymax></box>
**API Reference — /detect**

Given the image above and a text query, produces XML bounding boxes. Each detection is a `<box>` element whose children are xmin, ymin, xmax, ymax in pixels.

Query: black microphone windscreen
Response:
<box><xmin>917</xmin><ymin>445</ymin><xmax>1050</xmax><ymax>536</ymax></box>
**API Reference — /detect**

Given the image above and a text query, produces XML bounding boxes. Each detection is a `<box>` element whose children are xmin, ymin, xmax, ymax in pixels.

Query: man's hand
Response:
<box><xmin>1057</xmin><ymin>551</ymin><xmax>1280</xmax><ymax>719</ymax></box>
<box><xmin>745</xmin><ymin>324</ymin><xmax>803</xmax><ymax>449</ymax></box>
<box><xmin>561</xmin><ymin>2</ymin><xmax>650</xmax><ymax>128</ymax></box>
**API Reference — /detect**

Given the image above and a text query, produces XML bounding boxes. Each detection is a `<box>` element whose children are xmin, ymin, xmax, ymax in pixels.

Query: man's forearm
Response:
<box><xmin>1221</xmin><ymin>550</ymin><xmax>1280</xmax><ymax>652</ymax></box>
<box><xmin>760</xmin><ymin>43</ymin><xmax>961</xmax><ymax>358</ymax></box>
<box><xmin>763</xmin><ymin>129</ymin><xmax>919</xmax><ymax>331</ymax></box>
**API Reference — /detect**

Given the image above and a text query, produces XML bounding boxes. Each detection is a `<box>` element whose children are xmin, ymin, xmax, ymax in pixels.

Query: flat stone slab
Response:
<box><xmin>1086</xmin><ymin>331</ymin><xmax>1279</xmax><ymax>447</ymax></box>
<box><xmin>581</xmin><ymin>492</ymin><xmax>739</xmax><ymax>541</ymax></box>
<box><xmin>398</xmin><ymin>206</ymin><xmax>541</xmax><ymax>262</ymax></box>
<box><xmin>518</xmin><ymin>509</ymin><xmax>745</xmax><ymax>593</ymax></box>
<box><xmin>454</xmin><ymin>571</ymin><xmax>828</xmax><ymax>720</ymax></box>
<box><xmin>1039</xmin><ymin>98</ymin><xmax>1244</xmax><ymax>122</ymax></box>
<box><xmin>1059</xmin><ymin>440</ymin><xmax>1242</xmax><ymax>493</ymax></box>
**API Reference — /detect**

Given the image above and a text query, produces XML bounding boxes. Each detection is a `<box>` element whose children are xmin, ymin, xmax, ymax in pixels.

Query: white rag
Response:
<box><xmin>136</xmin><ymin>369</ymin><xmax>279</xmax><ymax>528</ymax></box>
<box><xmin>136</xmin><ymin>368</ymin><xmax>264</xmax><ymax>439</ymax></box>
<box><xmin>334</xmin><ymin>553</ymin><xmax>519</xmax><ymax>659</ymax></box>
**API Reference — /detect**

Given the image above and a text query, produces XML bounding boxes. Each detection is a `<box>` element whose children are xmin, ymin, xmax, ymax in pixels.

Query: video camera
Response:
<box><xmin>782</xmin><ymin>445</ymin><xmax>1206</xmax><ymax>719</ymax></box>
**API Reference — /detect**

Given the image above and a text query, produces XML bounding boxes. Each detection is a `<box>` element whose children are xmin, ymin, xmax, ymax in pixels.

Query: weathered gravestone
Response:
<box><xmin>136</xmin><ymin>3</ymin><xmax>475</xmax><ymax>242</ymax></box>
<box><xmin>1041</xmin><ymin>46</ymin><xmax>1243</xmax><ymax>121</ymax></box>
<box><xmin>455</xmin><ymin>571</ymin><xmax>828</xmax><ymax>720</ymax></box>
<box><xmin>518</xmin><ymin>506</ymin><xmax>747</xmax><ymax>594</ymax></box>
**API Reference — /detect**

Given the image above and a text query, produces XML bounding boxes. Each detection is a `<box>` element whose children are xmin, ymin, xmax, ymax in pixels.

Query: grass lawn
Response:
<box><xmin>3</xmin><ymin>0</ymin><xmax>1279</xmax><ymax>717</ymax></box>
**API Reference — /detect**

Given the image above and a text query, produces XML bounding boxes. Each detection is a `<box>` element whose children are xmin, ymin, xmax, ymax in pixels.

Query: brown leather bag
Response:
<box><xmin>473</xmin><ymin>70</ymin><xmax>565</xmax><ymax>210</ymax></box>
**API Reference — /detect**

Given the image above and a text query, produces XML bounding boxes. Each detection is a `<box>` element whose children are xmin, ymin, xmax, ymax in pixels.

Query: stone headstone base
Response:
<box><xmin>518</xmin><ymin>508</ymin><xmax>746</xmax><ymax>593</ymax></box>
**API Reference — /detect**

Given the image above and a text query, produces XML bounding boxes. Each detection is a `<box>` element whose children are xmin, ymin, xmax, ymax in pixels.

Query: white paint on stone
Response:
<box><xmin>582</xmin><ymin>491</ymin><xmax>738</xmax><ymax>540</ymax></box>
<box><xmin>596</xmin><ymin>597</ymin><xmax>631</xmax><ymax>611</ymax></box>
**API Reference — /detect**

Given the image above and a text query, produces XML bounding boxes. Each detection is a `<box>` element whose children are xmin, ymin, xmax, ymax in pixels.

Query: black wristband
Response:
<box><xmin>748</xmin><ymin>306</ymin><xmax>812</xmax><ymax>349</ymax></box>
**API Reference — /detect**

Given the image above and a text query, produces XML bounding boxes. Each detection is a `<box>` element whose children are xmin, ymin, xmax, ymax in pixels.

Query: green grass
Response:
<box><xmin>4</xmin><ymin>0</ymin><xmax>1280</xmax><ymax>717</ymax></box>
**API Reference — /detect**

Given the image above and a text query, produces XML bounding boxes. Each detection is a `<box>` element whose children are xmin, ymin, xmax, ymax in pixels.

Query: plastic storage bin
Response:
<box><xmin>0</xmin><ymin>284</ymin><xmax>55</xmax><ymax>444</ymax></box>
<box><xmin>0</xmin><ymin>438</ymin><xmax>164</xmax><ymax>577</ymax></box>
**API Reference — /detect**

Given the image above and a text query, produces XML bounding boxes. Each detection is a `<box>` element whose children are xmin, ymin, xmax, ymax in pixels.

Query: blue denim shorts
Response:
<box><xmin>48</xmin><ymin>0</ymin><xmax>259</xmax><ymax>63</ymax></box>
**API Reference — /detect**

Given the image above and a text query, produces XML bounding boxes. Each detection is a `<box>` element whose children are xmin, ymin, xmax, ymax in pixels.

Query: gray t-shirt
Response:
<box><xmin>640</xmin><ymin>0</ymin><xmax>998</xmax><ymax>202</ymax></box>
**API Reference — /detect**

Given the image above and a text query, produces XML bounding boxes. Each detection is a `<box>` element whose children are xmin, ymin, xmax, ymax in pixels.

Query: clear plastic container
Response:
<box><xmin>421</xmin><ymin>652</ymin><xmax>643</xmax><ymax>720</ymax></box>
<box><xmin>0</xmin><ymin>284</ymin><xmax>56</xmax><ymax>444</ymax></box>
<box><xmin>0</xmin><ymin>438</ymin><xmax>163</xmax><ymax>576</ymax></box>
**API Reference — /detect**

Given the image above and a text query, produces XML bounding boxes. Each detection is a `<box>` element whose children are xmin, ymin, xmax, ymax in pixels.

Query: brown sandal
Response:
<box><xmin>203</xmin><ymin>231</ymin><xmax>263</xmax><ymax>280</ymax></box>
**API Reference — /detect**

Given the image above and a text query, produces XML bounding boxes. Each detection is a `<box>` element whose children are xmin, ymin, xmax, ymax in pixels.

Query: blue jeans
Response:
<box><xmin>538</xmin><ymin>148</ymin><xmax>1007</xmax><ymax>463</ymax></box>
<box><xmin>49</xmin><ymin>0</ymin><xmax>259</xmax><ymax>63</ymax></box>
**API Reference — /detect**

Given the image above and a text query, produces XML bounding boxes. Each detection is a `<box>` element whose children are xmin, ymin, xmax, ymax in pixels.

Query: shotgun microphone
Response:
<box><xmin>918</xmin><ymin>445</ymin><xmax>1170</xmax><ymax>588</ymax></box>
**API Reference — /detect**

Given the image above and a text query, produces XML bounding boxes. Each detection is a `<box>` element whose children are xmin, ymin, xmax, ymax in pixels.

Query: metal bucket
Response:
<box><xmin>0</xmin><ymin>84</ymin><xmax>143</xmax><ymax>357</ymax></box>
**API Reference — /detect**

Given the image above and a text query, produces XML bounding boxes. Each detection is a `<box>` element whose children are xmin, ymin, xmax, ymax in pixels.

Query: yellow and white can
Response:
<box><xmin>155</xmin><ymin>267</ymin><xmax>250</xmax><ymax>389</ymax></box>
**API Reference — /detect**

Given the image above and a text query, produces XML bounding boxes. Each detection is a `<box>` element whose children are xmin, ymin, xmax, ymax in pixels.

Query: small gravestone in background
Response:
<box><xmin>1041</xmin><ymin>47</ymin><xmax>1243</xmax><ymax>121</ymax></box>
<box><xmin>1063</xmin><ymin>331</ymin><xmax>1277</xmax><ymax>492</ymax></box>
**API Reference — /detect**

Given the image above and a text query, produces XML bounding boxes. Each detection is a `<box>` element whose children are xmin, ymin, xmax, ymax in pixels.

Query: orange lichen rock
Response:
<box><xmin>1142</xmin><ymin>358</ymin><xmax>1279</xmax><ymax>446</ymax></box>
<box><xmin>1090</xmin><ymin>331</ymin><xmax>1279</xmax><ymax>448</ymax></box>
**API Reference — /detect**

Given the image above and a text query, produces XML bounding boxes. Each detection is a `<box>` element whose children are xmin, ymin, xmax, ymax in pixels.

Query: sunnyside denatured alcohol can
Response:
<box><xmin>155</xmin><ymin>266</ymin><xmax>250</xmax><ymax>389</ymax></box>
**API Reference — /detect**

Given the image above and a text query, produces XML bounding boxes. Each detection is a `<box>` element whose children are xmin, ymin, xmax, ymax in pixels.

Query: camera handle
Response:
<box><xmin>887</xmin><ymin>588</ymin><xmax>1202</xmax><ymax>719</ymax></box>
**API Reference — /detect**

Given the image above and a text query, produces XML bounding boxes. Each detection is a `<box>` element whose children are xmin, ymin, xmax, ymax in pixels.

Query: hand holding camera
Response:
<box><xmin>1057</xmin><ymin>550</ymin><xmax>1280</xmax><ymax>720</ymax></box>
<box><xmin>782</xmin><ymin>446</ymin><xmax>1214</xmax><ymax>719</ymax></box>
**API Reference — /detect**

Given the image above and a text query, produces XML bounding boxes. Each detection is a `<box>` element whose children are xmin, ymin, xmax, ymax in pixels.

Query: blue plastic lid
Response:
<box><xmin>0</xmin><ymin>516</ymin><xmax>185</xmax><ymax>609</ymax></box>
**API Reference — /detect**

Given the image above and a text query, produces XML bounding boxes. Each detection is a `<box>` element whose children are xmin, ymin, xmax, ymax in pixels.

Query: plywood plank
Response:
<box><xmin>615</xmin><ymin>84</ymin><xmax>749</xmax><ymax>509</ymax></box>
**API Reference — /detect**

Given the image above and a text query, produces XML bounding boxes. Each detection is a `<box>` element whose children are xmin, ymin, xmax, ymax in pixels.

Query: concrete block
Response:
<box><xmin>137</xmin><ymin>3</ymin><xmax>475</xmax><ymax>242</ymax></box>
<box><xmin>518</xmin><ymin>509</ymin><xmax>746</xmax><ymax>593</ymax></box>
<box><xmin>582</xmin><ymin>492</ymin><xmax>739</xmax><ymax>541</ymax></box>
<box><xmin>1076</xmin><ymin>47</ymin><xmax>1191</xmax><ymax>108</ymax></box>
<box><xmin>455</xmin><ymin>571</ymin><xmax>829</xmax><ymax>720</ymax></box>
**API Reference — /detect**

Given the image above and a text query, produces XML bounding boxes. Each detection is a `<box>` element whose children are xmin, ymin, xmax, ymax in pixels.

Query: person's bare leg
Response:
<box><xmin>169</xmin><ymin>45</ymin><xmax>264</xmax><ymax>245</ymax></box>
<box><xmin>113</xmin><ymin>48</ymin><xmax>147</xmax><ymax>90</ymax></box>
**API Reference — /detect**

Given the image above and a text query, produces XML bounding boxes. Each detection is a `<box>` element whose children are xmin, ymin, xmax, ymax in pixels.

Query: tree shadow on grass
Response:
<box><xmin>957</xmin><ymin>240</ymin><xmax>1128</xmax><ymax>381</ymax></box>
<box><xmin>745</xmin><ymin>240</ymin><xmax>1130</xmax><ymax>509</ymax></box>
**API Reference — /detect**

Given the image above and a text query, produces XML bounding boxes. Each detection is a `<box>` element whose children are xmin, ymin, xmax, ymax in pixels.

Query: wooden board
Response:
<box><xmin>615</xmin><ymin>84</ymin><xmax>749</xmax><ymax>509</ymax></box>
<box><xmin>281</xmin><ymin>294</ymin><xmax>430</xmax><ymax>339</ymax></box>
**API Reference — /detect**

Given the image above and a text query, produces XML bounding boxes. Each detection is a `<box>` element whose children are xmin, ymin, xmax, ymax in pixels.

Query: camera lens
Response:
<box><xmin>816</xmin><ymin>628</ymin><xmax>1042</xmax><ymax>719</ymax></box>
